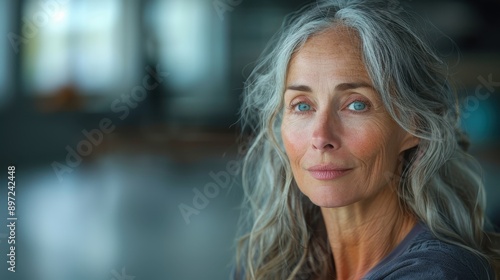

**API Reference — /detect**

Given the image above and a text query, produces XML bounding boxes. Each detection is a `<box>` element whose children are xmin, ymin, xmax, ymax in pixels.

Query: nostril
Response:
<box><xmin>312</xmin><ymin>139</ymin><xmax>336</xmax><ymax>150</ymax></box>
<box><xmin>324</xmin><ymin>144</ymin><xmax>334</xmax><ymax>149</ymax></box>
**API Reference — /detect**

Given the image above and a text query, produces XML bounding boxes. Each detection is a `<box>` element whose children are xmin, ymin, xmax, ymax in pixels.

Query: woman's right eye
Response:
<box><xmin>294</xmin><ymin>102</ymin><xmax>311</xmax><ymax>112</ymax></box>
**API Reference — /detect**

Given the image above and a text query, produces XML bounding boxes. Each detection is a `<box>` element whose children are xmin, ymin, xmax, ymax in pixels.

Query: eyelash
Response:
<box><xmin>288</xmin><ymin>101</ymin><xmax>313</xmax><ymax>114</ymax></box>
<box><xmin>287</xmin><ymin>99</ymin><xmax>370</xmax><ymax>114</ymax></box>
<box><xmin>346</xmin><ymin>99</ymin><xmax>371</xmax><ymax>113</ymax></box>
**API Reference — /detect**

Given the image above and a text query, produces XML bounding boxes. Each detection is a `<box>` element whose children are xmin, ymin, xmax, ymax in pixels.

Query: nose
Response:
<box><xmin>311</xmin><ymin>113</ymin><xmax>340</xmax><ymax>151</ymax></box>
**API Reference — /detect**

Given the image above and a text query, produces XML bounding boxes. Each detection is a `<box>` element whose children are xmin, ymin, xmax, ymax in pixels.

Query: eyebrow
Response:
<box><xmin>285</xmin><ymin>82</ymin><xmax>374</xmax><ymax>92</ymax></box>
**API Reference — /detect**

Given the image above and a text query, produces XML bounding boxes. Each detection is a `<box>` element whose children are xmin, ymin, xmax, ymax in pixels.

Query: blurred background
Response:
<box><xmin>0</xmin><ymin>0</ymin><xmax>499</xmax><ymax>279</ymax></box>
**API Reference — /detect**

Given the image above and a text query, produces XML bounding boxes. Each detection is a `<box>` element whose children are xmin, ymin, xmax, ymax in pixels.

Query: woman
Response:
<box><xmin>233</xmin><ymin>0</ymin><xmax>499</xmax><ymax>279</ymax></box>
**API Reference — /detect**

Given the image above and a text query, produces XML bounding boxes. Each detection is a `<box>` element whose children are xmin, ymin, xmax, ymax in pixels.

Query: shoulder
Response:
<box><xmin>366</xmin><ymin>227</ymin><xmax>495</xmax><ymax>280</ymax></box>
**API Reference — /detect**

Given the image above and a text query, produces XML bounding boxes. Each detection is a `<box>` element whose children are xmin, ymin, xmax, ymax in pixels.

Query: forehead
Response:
<box><xmin>300</xmin><ymin>26</ymin><xmax>361</xmax><ymax>56</ymax></box>
<box><xmin>286</xmin><ymin>27</ymin><xmax>369</xmax><ymax>83</ymax></box>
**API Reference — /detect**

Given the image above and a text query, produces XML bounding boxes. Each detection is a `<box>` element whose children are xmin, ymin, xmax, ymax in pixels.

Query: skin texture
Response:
<box><xmin>281</xmin><ymin>27</ymin><xmax>419</xmax><ymax>279</ymax></box>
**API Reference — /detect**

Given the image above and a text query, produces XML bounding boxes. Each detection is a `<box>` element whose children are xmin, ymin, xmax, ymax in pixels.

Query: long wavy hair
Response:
<box><xmin>234</xmin><ymin>0</ymin><xmax>499</xmax><ymax>279</ymax></box>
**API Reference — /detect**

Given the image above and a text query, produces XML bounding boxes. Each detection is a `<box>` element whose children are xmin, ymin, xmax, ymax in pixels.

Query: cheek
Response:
<box><xmin>343</xmin><ymin>117</ymin><xmax>382</xmax><ymax>154</ymax></box>
<box><xmin>347</xmin><ymin>119</ymin><xmax>402</xmax><ymax>175</ymax></box>
<box><xmin>281</xmin><ymin>119</ymin><xmax>310</xmax><ymax>165</ymax></box>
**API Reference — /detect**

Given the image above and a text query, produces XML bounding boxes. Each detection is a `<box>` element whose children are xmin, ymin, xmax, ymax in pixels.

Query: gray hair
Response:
<box><xmin>235</xmin><ymin>0</ymin><xmax>499</xmax><ymax>279</ymax></box>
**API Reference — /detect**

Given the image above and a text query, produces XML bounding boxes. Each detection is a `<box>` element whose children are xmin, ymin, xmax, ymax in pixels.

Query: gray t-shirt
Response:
<box><xmin>231</xmin><ymin>223</ymin><xmax>495</xmax><ymax>279</ymax></box>
<box><xmin>363</xmin><ymin>223</ymin><xmax>495</xmax><ymax>279</ymax></box>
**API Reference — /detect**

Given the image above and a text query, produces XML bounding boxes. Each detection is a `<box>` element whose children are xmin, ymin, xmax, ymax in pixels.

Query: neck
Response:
<box><xmin>321</xmin><ymin>187</ymin><xmax>416</xmax><ymax>280</ymax></box>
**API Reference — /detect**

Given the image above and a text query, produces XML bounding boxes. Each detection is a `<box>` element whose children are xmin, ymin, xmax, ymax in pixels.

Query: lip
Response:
<box><xmin>307</xmin><ymin>164</ymin><xmax>352</xmax><ymax>180</ymax></box>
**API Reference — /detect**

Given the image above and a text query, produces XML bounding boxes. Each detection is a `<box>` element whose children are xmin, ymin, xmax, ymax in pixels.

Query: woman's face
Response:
<box><xmin>281</xmin><ymin>27</ymin><xmax>418</xmax><ymax>208</ymax></box>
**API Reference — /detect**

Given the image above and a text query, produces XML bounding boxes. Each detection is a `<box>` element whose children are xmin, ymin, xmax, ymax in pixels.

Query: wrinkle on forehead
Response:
<box><xmin>291</xmin><ymin>25</ymin><xmax>362</xmax><ymax>63</ymax></box>
<box><xmin>286</xmin><ymin>26</ymin><xmax>370</xmax><ymax>90</ymax></box>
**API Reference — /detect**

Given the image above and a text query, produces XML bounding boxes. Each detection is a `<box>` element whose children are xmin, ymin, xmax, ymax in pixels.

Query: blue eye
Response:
<box><xmin>296</xmin><ymin>103</ymin><xmax>311</xmax><ymax>112</ymax></box>
<box><xmin>347</xmin><ymin>100</ymin><xmax>367</xmax><ymax>111</ymax></box>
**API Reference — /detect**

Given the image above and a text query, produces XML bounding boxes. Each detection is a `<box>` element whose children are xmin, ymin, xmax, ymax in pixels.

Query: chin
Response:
<box><xmin>308</xmin><ymin>198</ymin><xmax>353</xmax><ymax>208</ymax></box>
<box><xmin>303</xmin><ymin>185</ymin><xmax>357</xmax><ymax>208</ymax></box>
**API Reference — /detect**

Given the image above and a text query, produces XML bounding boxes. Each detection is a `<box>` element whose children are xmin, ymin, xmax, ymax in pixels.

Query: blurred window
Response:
<box><xmin>145</xmin><ymin>0</ymin><xmax>230</xmax><ymax>119</ymax></box>
<box><xmin>22</xmin><ymin>0</ymin><xmax>139</xmax><ymax>96</ymax></box>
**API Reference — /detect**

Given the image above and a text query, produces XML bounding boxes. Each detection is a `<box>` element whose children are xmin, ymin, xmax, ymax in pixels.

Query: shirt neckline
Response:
<box><xmin>364</xmin><ymin>222</ymin><xmax>427</xmax><ymax>277</ymax></box>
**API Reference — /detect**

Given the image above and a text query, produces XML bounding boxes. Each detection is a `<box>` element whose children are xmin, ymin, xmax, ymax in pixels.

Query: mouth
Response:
<box><xmin>307</xmin><ymin>165</ymin><xmax>353</xmax><ymax>180</ymax></box>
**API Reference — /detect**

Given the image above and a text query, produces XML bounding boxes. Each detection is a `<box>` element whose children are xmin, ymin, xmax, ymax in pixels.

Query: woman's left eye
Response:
<box><xmin>347</xmin><ymin>100</ymin><xmax>368</xmax><ymax>111</ymax></box>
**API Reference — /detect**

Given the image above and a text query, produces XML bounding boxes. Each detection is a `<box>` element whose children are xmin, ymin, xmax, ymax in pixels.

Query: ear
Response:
<box><xmin>399</xmin><ymin>131</ymin><xmax>419</xmax><ymax>154</ymax></box>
